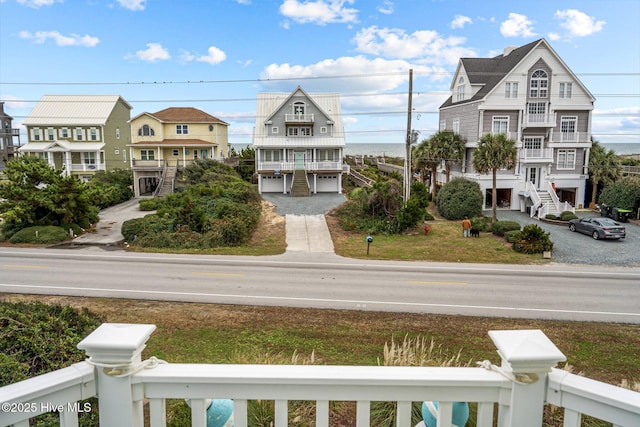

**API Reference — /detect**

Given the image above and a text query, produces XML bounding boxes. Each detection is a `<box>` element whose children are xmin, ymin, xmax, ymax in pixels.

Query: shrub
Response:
<box><xmin>491</xmin><ymin>220</ymin><xmax>521</xmax><ymax>236</ymax></box>
<box><xmin>504</xmin><ymin>230</ymin><xmax>523</xmax><ymax>243</ymax></box>
<box><xmin>435</xmin><ymin>178</ymin><xmax>483</xmax><ymax>220</ymax></box>
<box><xmin>599</xmin><ymin>176</ymin><xmax>640</xmax><ymax>212</ymax></box>
<box><xmin>513</xmin><ymin>224</ymin><xmax>553</xmax><ymax>254</ymax></box>
<box><xmin>139</xmin><ymin>198</ymin><xmax>162</xmax><ymax>211</ymax></box>
<box><xmin>560</xmin><ymin>211</ymin><xmax>579</xmax><ymax>221</ymax></box>
<box><xmin>9</xmin><ymin>226</ymin><xmax>71</xmax><ymax>244</ymax></box>
<box><xmin>410</xmin><ymin>181</ymin><xmax>430</xmax><ymax>208</ymax></box>
<box><xmin>545</xmin><ymin>214</ymin><xmax>557</xmax><ymax>220</ymax></box>
<box><xmin>470</xmin><ymin>216</ymin><xmax>491</xmax><ymax>232</ymax></box>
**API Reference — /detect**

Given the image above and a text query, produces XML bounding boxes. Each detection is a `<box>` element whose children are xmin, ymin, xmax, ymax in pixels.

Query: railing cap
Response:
<box><xmin>78</xmin><ymin>323</ymin><xmax>156</xmax><ymax>365</ymax></box>
<box><xmin>489</xmin><ymin>329</ymin><xmax>566</xmax><ymax>373</ymax></box>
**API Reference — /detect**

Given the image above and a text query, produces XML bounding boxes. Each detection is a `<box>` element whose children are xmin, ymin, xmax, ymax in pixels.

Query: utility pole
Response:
<box><xmin>404</xmin><ymin>69</ymin><xmax>413</xmax><ymax>202</ymax></box>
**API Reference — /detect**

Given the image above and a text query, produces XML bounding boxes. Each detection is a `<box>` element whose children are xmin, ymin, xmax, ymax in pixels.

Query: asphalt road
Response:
<box><xmin>1</xmin><ymin>247</ymin><xmax>639</xmax><ymax>323</ymax></box>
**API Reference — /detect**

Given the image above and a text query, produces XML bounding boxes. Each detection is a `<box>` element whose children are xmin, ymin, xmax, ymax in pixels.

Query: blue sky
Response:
<box><xmin>1</xmin><ymin>0</ymin><xmax>638</xmax><ymax>147</ymax></box>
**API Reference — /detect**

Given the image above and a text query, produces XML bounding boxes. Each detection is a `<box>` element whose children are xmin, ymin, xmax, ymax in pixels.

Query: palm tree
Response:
<box><xmin>472</xmin><ymin>133</ymin><xmax>518</xmax><ymax>222</ymax></box>
<box><xmin>588</xmin><ymin>140</ymin><xmax>621</xmax><ymax>207</ymax></box>
<box><xmin>427</xmin><ymin>130</ymin><xmax>466</xmax><ymax>183</ymax></box>
<box><xmin>412</xmin><ymin>138</ymin><xmax>439</xmax><ymax>197</ymax></box>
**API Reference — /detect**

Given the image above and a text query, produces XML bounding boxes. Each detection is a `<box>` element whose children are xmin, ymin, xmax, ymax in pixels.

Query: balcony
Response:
<box><xmin>69</xmin><ymin>162</ymin><xmax>106</xmax><ymax>172</ymax></box>
<box><xmin>257</xmin><ymin>161</ymin><xmax>346</xmax><ymax>173</ymax></box>
<box><xmin>1</xmin><ymin>324</ymin><xmax>638</xmax><ymax>427</ymax></box>
<box><xmin>551</xmin><ymin>131</ymin><xmax>591</xmax><ymax>144</ymax></box>
<box><xmin>523</xmin><ymin>113</ymin><xmax>557</xmax><ymax>128</ymax></box>
<box><xmin>519</xmin><ymin>148</ymin><xmax>554</xmax><ymax>163</ymax></box>
<box><xmin>284</xmin><ymin>113</ymin><xmax>314</xmax><ymax>123</ymax></box>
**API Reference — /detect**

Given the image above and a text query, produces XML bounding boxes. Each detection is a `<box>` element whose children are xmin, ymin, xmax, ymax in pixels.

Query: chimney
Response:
<box><xmin>504</xmin><ymin>46</ymin><xmax>517</xmax><ymax>56</ymax></box>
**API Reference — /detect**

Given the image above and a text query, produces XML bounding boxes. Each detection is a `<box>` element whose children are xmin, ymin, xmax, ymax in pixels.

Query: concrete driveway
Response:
<box><xmin>72</xmin><ymin>198</ymin><xmax>151</xmax><ymax>246</ymax></box>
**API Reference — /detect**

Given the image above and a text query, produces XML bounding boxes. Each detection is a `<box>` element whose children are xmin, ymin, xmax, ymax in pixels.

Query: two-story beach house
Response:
<box><xmin>0</xmin><ymin>102</ymin><xmax>20</xmax><ymax>172</ymax></box>
<box><xmin>19</xmin><ymin>95</ymin><xmax>132</xmax><ymax>181</ymax></box>
<box><xmin>128</xmin><ymin>107</ymin><xmax>229</xmax><ymax>197</ymax></box>
<box><xmin>439</xmin><ymin>38</ymin><xmax>595</xmax><ymax>216</ymax></box>
<box><xmin>252</xmin><ymin>86</ymin><xmax>348</xmax><ymax>196</ymax></box>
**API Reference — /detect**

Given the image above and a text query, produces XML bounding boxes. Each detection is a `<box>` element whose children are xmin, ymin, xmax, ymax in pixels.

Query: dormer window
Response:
<box><xmin>138</xmin><ymin>124</ymin><xmax>155</xmax><ymax>136</ymax></box>
<box><xmin>293</xmin><ymin>101</ymin><xmax>305</xmax><ymax>116</ymax></box>
<box><xmin>530</xmin><ymin>70</ymin><xmax>548</xmax><ymax>98</ymax></box>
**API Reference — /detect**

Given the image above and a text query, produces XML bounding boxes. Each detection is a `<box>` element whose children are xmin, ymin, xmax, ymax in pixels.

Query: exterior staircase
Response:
<box><xmin>290</xmin><ymin>169</ymin><xmax>310</xmax><ymax>197</ymax></box>
<box><xmin>535</xmin><ymin>190</ymin><xmax>565</xmax><ymax>218</ymax></box>
<box><xmin>155</xmin><ymin>165</ymin><xmax>177</xmax><ymax>197</ymax></box>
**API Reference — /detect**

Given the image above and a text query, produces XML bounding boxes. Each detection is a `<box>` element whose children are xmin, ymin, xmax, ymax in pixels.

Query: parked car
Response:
<box><xmin>568</xmin><ymin>217</ymin><xmax>626</xmax><ymax>240</ymax></box>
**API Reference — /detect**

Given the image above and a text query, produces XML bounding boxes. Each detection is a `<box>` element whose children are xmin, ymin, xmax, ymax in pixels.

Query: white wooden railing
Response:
<box><xmin>1</xmin><ymin>325</ymin><xmax>639</xmax><ymax>427</ymax></box>
<box><xmin>257</xmin><ymin>161</ymin><xmax>345</xmax><ymax>172</ymax></box>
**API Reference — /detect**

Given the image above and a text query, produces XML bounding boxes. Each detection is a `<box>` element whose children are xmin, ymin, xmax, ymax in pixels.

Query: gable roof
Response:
<box><xmin>147</xmin><ymin>107</ymin><xmax>228</xmax><ymax>125</ymax></box>
<box><xmin>441</xmin><ymin>38</ymin><xmax>595</xmax><ymax>108</ymax></box>
<box><xmin>23</xmin><ymin>95</ymin><xmax>132</xmax><ymax>126</ymax></box>
<box><xmin>254</xmin><ymin>86</ymin><xmax>344</xmax><ymax>136</ymax></box>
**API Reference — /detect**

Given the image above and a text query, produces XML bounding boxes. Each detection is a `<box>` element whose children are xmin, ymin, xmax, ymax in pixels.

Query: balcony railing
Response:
<box><xmin>523</xmin><ymin>113</ymin><xmax>557</xmax><ymax>128</ymax></box>
<box><xmin>257</xmin><ymin>161</ymin><xmax>345</xmax><ymax>172</ymax></box>
<box><xmin>1</xmin><ymin>324</ymin><xmax>639</xmax><ymax>427</ymax></box>
<box><xmin>551</xmin><ymin>131</ymin><xmax>590</xmax><ymax>143</ymax></box>
<box><xmin>284</xmin><ymin>113</ymin><xmax>314</xmax><ymax>123</ymax></box>
<box><xmin>69</xmin><ymin>162</ymin><xmax>106</xmax><ymax>172</ymax></box>
<box><xmin>519</xmin><ymin>148</ymin><xmax>554</xmax><ymax>162</ymax></box>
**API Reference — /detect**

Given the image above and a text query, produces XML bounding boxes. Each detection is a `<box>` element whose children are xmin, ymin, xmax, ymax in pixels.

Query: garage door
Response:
<box><xmin>316</xmin><ymin>175</ymin><xmax>338</xmax><ymax>192</ymax></box>
<box><xmin>261</xmin><ymin>175</ymin><xmax>284</xmax><ymax>192</ymax></box>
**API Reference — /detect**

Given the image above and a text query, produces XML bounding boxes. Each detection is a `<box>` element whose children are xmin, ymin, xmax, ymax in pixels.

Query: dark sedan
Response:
<box><xmin>568</xmin><ymin>217</ymin><xmax>626</xmax><ymax>240</ymax></box>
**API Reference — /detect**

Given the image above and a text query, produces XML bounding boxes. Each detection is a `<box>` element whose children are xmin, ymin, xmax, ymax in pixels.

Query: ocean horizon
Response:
<box><xmin>232</xmin><ymin>142</ymin><xmax>640</xmax><ymax>157</ymax></box>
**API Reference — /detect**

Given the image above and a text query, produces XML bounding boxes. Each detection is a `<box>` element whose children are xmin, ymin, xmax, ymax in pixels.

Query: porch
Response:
<box><xmin>1</xmin><ymin>325</ymin><xmax>638</xmax><ymax>427</ymax></box>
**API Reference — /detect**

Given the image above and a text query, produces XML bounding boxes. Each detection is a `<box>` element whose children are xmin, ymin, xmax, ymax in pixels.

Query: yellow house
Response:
<box><xmin>129</xmin><ymin>107</ymin><xmax>229</xmax><ymax>197</ymax></box>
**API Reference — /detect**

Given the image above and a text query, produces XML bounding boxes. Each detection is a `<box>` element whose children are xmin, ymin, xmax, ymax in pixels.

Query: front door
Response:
<box><xmin>527</xmin><ymin>167</ymin><xmax>540</xmax><ymax>190</ymax></box>
<box><xmin>200</xmin><ymin>149</ymin><xmax>208</xmax><ymax>160</ymax></box>
<box><xmin>294</xmin><ymin>151</ymin><xmax>305</xmax><ymax>170</ymax></box>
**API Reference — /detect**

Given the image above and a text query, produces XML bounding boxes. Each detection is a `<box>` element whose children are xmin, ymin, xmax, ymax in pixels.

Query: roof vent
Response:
<box><xmin>504</xmin><ymin>46</ymin><xmax>518</xmax><ymax>56</ymax></box>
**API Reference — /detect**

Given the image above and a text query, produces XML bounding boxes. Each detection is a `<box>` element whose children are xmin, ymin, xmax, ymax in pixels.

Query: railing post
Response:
<box><xmin>78</xmin><ymin>323</ymin><xmax>156</xmax><ymax>427</ymax></box>
<box><xmin>489</xmin><ymin>330</ymin><xmax>566</xmax><ymax>427</ymax></box>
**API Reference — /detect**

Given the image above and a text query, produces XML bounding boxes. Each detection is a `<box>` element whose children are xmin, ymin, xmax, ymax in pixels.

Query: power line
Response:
<box><xmin>1</xmin><ymin>70</ymin><xmax>639</xmax><ymax>86</ymax></box>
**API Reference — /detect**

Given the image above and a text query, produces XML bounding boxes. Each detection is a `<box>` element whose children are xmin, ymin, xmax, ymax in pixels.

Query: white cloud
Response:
<box><xmin>555</xmin><ymin>9</ymin><xmax>605</xmax><ymax>37</ymax></box>
<box><xmin>548</xmin><ymin>32</ymin><xmax>561</xmax><ymax>41</ymax></box>
<box><xmin>16</xmin><ymin>0</ymin><xmax>60</xmax><ymax>8</ymax></box>
<box><xmin>116</xmin><ymin>0</ymin><xmax>145</xmax><ymax>11</ymax></box>
<box><xmin>0</xmin><ymin>95</ymin><xmax>30</xmax><ymax>110</ymax></box>
<box><xmin>19</xmin><ymin>30</ymin><xmax>99</xmax><ymax>47</ymax></box>
<box><xmin>178</xmin><ymin>50</ymin><xmax>196</xmax><ymax>63</ymax></box>
<box><xmin>352</xmin><ymin>26</ymin><xmax>475</xmax><ymax>65</ymax></box>
<box><xmin>234</xmin><ymin>0</ymin><xmax>251</xmax><ymax>4</ymax></box>
<box><xmin>377</xmin><ymin>0</ymin><xmax>393</xmax><ymax>15</ymax></box>
<box><xmin>279</xmin><ymin>0</ymin><xmax>358</xmax><ymax>25</ymax></box>
<box><xmin>260</xmin><ymin>55</ymin><xmax>439</xmax><ymax>96</ymax></box>
<box><xmin>126</xmin><ymin>43</ymin><xmax>170</xmax><ymax>62</ymax></box>
<box><xmin>196</xmin><ymin>46</ymin><xmax>227</xmax><ymax>65</ymax></box>
<box><xmin>450</xmin><ymin>14</ymin><xmax>471</xmax><ymax>29</ymax></box>
<box><xmin>500</xmin><ymin>13</ymin><xmax>536</xmax><ymax>38</ymax></box>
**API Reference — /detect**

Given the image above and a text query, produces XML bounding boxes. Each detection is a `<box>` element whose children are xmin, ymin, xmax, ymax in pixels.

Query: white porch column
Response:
<box><xmin>257</xmin><ymin>173</ymin><xmax>262</xmax><ymax>194</ymax></box>
<box><xmin>338</xmin><ymin>173</ymin><xmax>342</xmax><ymax>194</ymax></box>
<box><xmin>64</xmin><ymin>151</ymin><xmax>72</xmax><ymax>177</ymax></box>
<box><xmin>283</xmin><ymin>173</ymin><xmax>287</xmax><ymax>194</ymax></box>
<box><xmin>313</xmin><ymin>173</ymin><xmax>317</xmax><ymax>194</ymax></box>
<box><xmin>489</xmin><ymin>329</ymin><xmax>566</xmax><ymax>427</ymax></box>
<box><xmin>78</xmin><ymin>323</ymin><xmax>156</xmax><ymax>427</ymax></box>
